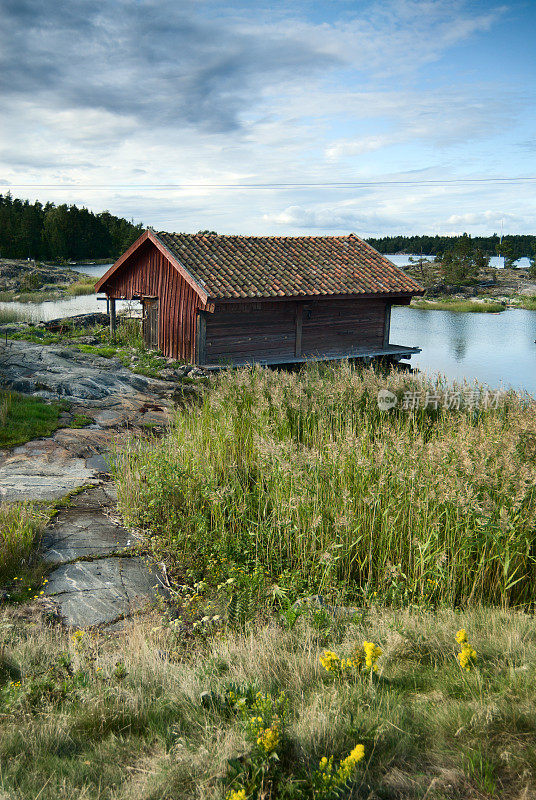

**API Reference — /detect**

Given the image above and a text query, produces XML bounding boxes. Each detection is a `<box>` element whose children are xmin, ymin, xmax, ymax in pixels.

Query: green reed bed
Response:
<box><xmin>411</xmin><ymin>299</ymin><xmax>505</xmax><ymax>312</ymax></box>
<box><xmin>65</xmin><ymin>275</ymin><xmax>96</xmax><ymax>296</ymax></box>
<box><xmin>0</xmin><ymin>306</ymin><xmax>33</xmax><ymax>324</ymax></box>
<box><xmin>114</xmin><ymin>364</ymin><xmax>536</xmax><ymax>607</ymax></box>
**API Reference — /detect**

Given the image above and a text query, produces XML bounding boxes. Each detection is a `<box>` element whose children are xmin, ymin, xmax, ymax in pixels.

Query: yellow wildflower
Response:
<box><xmin>338</xmin><ymin>743</ymin><xmax>365</xmax><ymax>781</ymax></box>
<box><xmin>256</xmin><ymin>724</ymin><xmax>279</xmax><ymax>754</ymax></box>
<box><xmin>457</xmin><ymin>641</ymin><xmax>477</xmax><ymax>671</ymax></box>
<box><xmin>226</xmin><ymin>789</ymin><xmax>247</xmax><ymax>800</ymax></box>
<box><xmin>455</xmin><ymin>629</ymin><xmax>467</xmax><ymax>645</ymax></box>
<box><xmin>320</xmin><ymin>649</ymin><xmax>341</xmax><ymax>673</ymax></box>
<box><xmin>318</xmin><ymin>755</ymin><xmax>334</xmax><ymax>782</ymax></box>
<box><xmin>363</xmin><ymin>641</ymin><xmax>382</xmax><ymax>671</ymax></box>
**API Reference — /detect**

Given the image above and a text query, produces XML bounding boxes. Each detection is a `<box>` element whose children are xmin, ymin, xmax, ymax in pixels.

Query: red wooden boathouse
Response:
<box><xmin>95</xmin><ymin>229</ymin><xmax>424</xmax><ymax>367</ymax></box>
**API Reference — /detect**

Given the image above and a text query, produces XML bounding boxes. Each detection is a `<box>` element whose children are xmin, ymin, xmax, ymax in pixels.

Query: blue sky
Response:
<box><xmin>0</xmin><ymin>0</ymin><xmax>535</xmax><ymax>237</ymax></box>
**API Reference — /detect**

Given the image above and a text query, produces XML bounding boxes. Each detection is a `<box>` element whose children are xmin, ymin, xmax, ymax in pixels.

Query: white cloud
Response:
<box><xmin>1</xmin><ymin>0</ymin><xmax>531</xmax><ymax>235</ymax></box>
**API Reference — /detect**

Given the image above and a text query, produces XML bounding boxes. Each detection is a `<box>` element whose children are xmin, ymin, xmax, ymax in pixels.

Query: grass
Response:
<box><xmin>0</xmin><ymin>306</ymin><xmax>33</xmax><ymax>324</ymax></box>
<box><xmin>0</xmin><ymin>290</ymin><xmax>59</xmax><ymax>303</ymax></box>
<box><xmin>1</xmin><ymin>605</ymin><xmax>536</xmax><ymax>799</ymax></box>
<box><xmin>65</xmin><ymin>275</ymin><xmax>96</xmax><ymax>296</ymax></box>
<box><xmin>3</xmin><ymin>364</ymin><xmax>536</xmax><ymax>798</ymax></box>
<box><xmin>68</xmin><ymin>414</ymin><xmax>94</xmax><ymax>429</ymax></box>
<box><xmin>519</xmin><ymin>295</ymin><xmax>536</xmax><ymax>311</ymax></box>
<box><xmin>113</xmin><ymin>363</ymin><xmax>536</xmax><ymax>607</ymax></box>
<box><xmin>0</xmin><ymin>389</ymin><xmax>65</xmax><ymax>449</ymax></box>
<box><xmin>411</xmin><ymin>299</ymin><xmax>506</xmax><ymax>312</ymax></box>
<box><xmin>0</xmin><ymin>503</ymin><xmax>51</xmax><ymax>584</ymax></box>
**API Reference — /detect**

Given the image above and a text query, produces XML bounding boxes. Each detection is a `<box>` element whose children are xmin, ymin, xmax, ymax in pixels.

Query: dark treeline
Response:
<box><xmin>0</xmin><ymin>193</ymin><xmax>143</xmax><ymax>262</ymax></box>
<box><xmin>366</xmin><ymin>233</ymin><xmax>536</xmax><ymax>259</ymax></box>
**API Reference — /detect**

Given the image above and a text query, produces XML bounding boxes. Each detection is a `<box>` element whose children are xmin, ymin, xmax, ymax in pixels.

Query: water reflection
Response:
<box><xmin>391</xmin><ymin>307</ymin><xmax>536</xmax><ymax>395</ymax></box>
<box><xmin>445</xmin><ymin>313</ymin><xmax>469</xmax><ymax>362</ymax></box>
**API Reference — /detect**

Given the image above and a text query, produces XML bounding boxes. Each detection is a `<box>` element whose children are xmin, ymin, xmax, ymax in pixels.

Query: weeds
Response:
<box><xmin>0</xmin><ymin>503</ymin><xmax>50</xmax><ymax>584</ymax></box>
<box><xmin>113</xmin><ymin>363</ymin><xmax>536</xmax><ymax>607</ymax></box>
<box><xmin>1</xmin><ymin>607</ymin><xmax>536</xmax><ymax>798</ymax></box>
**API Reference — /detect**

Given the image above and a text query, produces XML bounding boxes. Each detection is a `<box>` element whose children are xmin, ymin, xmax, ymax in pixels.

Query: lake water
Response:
<box><xmin>2</xmin><ymin>258</ymin><xmax>536</xmax><ymax>395</ymax></box>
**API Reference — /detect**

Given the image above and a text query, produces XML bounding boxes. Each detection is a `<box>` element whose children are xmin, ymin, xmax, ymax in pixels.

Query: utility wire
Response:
<box><xmin>2</xmin><ymin>176</ymin><xmax>536</xmax><ymax>189</ymax></box>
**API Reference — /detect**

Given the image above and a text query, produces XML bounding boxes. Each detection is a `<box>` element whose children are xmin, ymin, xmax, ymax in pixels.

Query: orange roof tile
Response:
<box><xmin>153</xmin><ymin>231</ymin><xmax>423</xmax><ymax>299</ymax></box>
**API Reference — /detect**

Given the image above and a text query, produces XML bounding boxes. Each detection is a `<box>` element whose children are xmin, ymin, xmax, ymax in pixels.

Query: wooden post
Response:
<box><xmin>295</xmin><ymin>302</ymin><xmax>303</xmax><ymax>357</ymax></box>
<box><xmin>383</xmin><ymin>303</ymin><xmax>391</xmax><ymax>349</ymax></box>
<box><xmin>196</xmin><ymin>311</ymin><xmax>207</xmax><ymax>365</ymax></box>
<box><xmin>109</xmin><ymin>297</ymin><xmax>116</xmax><ymax>339</ymax></box>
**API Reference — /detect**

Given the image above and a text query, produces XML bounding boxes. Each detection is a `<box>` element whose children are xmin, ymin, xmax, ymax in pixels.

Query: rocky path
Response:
<box><xmin>41</xmin><ymin>484</ymin><xmax>166</xmax><ymax>628</ymax></box>
<box><xmin>0</xmin><ymin>339</ymin><xmax>174</xmax><ymax>501</ymax></box>
<box><xmin>0</xmin><ymin>338</ymin><xmax>181</xmax><ymax>626</ymax></box>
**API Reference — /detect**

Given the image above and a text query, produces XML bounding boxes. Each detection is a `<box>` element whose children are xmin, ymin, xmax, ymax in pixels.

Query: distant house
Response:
<box><xmin>95</xmin><ymin>229</ymin><xmax>423</xmax><ymax>367</ymax></box>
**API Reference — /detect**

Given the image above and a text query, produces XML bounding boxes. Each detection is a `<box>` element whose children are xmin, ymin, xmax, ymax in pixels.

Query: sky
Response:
<box><xmin>0</xmin><ymin>0</ymin><xmax>535</xmax><ymax>237</ymax></box>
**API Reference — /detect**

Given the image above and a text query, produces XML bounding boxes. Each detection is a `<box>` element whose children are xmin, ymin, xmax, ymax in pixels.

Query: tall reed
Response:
<box><xmin>114</xmin><ymin>363</ymin><xmax>536</xmax><ymax>606</ymax></box>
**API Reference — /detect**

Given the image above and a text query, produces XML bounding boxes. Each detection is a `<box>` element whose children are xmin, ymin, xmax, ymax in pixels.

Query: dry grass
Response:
<box><xmin>1</xmin><ymin>605</ymin><xmax>536</xmax><ymax>798</ymax></box>
<box><xmin>113</xmin><ymin>363</ymin><xmax>536</xmax><ymax>607</ymax></box>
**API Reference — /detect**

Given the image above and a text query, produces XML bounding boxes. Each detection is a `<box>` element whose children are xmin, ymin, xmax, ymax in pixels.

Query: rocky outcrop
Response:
<box><xmin>0</xmin><ymin>339</ymin><xmax>170</xmax><ymax>401</ymax></box>
<box><xmin>0</xmin><ymin>258</ymin><xmax>86</xmax><ymax>292</ymax></box>
<box><xmin>0</xmin><ymin>339</ymin><xmax>176</xmax><ymax>501</ymax></box>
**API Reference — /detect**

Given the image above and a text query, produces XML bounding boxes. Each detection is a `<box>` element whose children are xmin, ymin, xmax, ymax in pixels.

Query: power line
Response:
<box><xmin>1</xmin><ymin>176</ymin><xmax>536</xmax><ymax>190</ymax></box>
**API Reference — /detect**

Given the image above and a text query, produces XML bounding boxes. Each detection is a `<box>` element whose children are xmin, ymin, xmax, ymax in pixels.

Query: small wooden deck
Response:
<box><xmin>201</xmin><ymin>343</ymin><xmax>421</xmax><ymax>369</ymax></box>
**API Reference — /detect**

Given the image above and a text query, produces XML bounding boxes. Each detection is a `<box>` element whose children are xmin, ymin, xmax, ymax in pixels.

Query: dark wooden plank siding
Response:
<box><xmin>204</xmin><ymin>298</ymin><xmax>388</xmax><ymax>365</ymax></box>
<box><xmin>205</xmin><ymin>301</ymin><xmax>297</xmax><ymax>365</ymax></box>
<box><xmin>104</xmin><ymin>240</ymin><xmax>204</xmax><ymax>361</ymax></box>
<box><xmin>301</xmin><ymin>299</ymin><xmax>386</xmax><ymax>358</ymax></box>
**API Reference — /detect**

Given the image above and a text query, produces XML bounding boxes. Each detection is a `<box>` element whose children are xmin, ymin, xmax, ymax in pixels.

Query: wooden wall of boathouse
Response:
<box><xmin>103</xmin><ymin>239</ymin><xmax>204</xmax><ymax>361</ymax></box>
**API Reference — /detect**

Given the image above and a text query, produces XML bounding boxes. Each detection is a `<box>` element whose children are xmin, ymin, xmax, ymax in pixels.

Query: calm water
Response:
<box><xmin>2</xmin><ymin>259</ymin><xmax>536</xmax><ymax>394</ymax></box>
<box><xmin>391</xmin><ymin>307</ymin><xmax>536</xmax><ymax>395</ymax></box>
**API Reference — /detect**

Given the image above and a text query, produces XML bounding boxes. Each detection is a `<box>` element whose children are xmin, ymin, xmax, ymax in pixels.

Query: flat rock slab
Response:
<box><xmin>41</xmin><ymin>510</ymin><xmax>137</xmax><ymax>565</ymax></box>
<box><xmin>44</xmin><ymin>557</ymin><xmax>165</xmax><ymax>628</ymax></box>
<box><xmin>0</xmin><ymin>452</ymin><xmax>98</xmax><ymax>502</ymax></box>
<box><xmin>68</xmin><ymin>484</ymin><xmax>118</xmax><ymax>509</ymax></box>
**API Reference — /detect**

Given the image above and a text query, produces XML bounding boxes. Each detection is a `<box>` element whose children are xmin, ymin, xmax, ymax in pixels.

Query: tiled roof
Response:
<box><xmin>154</xmin><ymin>231</ymin><xmax>422</xmax><ymax>300</ymax></box>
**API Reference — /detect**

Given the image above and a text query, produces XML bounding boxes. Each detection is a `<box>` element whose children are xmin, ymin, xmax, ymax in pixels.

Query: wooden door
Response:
<box><xmin>143</xmin><ymin>298</ymin><xmax>159</xmax><ymax>349</ymax></box>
